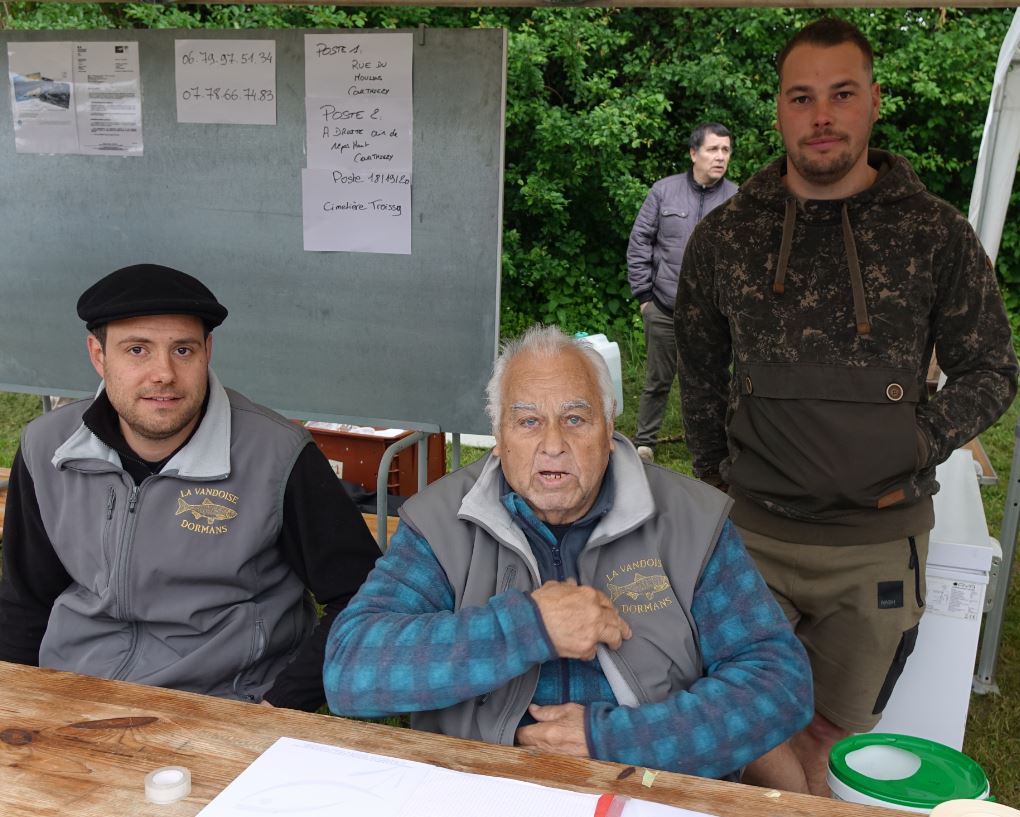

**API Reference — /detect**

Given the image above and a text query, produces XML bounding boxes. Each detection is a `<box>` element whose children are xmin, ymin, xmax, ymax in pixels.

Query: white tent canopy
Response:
<box><xmin>969</xmin><ymin>8</ymin><xmax>1020</xmax><ymax>264</ymax></box>
<box><xmin>971</xmin><ymin>7</ymin><xmax>1020</xmax><ymax>694</ymax></box>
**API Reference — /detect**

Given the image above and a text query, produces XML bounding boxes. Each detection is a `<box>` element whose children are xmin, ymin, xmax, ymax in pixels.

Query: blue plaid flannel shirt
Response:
<box><xmin>324</xmin><ymin>512</ymin><xmax>811</xmax><ymax>778</ymax></box>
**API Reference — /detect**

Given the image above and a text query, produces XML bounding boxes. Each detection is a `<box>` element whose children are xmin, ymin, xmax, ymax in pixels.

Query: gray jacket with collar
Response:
<box><xmin>627</xmin><ymin>171</ymin><xmax>738</xmax><ymax>312</ymax></box>
<box><xmin>20</xmin><ymin>371</ymin><xmax>316</xmax><ymax>701</ymax></box>
<box><xmin>401</xmin><ymin>434</ymin><xmax>732</xmax><ymax>745</ymax></box>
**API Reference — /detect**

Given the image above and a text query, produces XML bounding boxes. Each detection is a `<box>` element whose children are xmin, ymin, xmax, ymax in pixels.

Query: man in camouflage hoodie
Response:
<box><xmin>675</xmin><ymin>17</ymin><xmax>1017</xmax><ymax>795</ymax></box>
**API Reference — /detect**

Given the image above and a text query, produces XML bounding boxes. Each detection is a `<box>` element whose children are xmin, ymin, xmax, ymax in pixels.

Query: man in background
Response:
<box><xmin>0</xmin><ymin>263</ymin><xmax>380</xmax><ymax>710</ymax></box>
<box><xmin>627</xmin><ymin>122</ymin><xmax>738</xmax><ymax>463</ymax></box>
<box><xmin>675</xmin><ymin>18</ymin><xmax>1017</xmax><ymax>794</ymax></box>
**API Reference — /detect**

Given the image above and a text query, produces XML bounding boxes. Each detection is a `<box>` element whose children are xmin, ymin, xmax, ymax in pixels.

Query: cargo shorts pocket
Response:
<box><xmin>871</xmin><ymin>622</ymin><xmax>919</xmax><ymax>716</ymax></box>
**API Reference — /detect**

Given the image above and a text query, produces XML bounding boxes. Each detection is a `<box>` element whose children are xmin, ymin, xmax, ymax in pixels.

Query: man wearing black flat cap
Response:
<box><xmin>0</xmin><ymin>264</ymin><xmax>380</xmax><ymax>710</ymax></box>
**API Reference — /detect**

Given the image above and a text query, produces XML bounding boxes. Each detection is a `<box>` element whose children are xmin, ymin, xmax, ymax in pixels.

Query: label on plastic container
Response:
<box><xmin>926</xmin><ymin>576</ymin><xmax>982</xmax><ymax>620</ymax></box>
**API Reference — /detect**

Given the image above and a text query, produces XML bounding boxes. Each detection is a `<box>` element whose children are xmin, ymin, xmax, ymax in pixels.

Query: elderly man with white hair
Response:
<box><xmin>323</xmin><ymin>325</ymin><xmax>811</xmax><ymax>780</ymax></box>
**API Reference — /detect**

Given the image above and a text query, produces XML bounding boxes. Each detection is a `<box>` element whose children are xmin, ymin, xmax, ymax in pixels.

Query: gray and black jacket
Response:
<box><xmin>628</xmin><ymin>170</ymin><xmax>738</xmax><ymax>313</ymax></box>
<box><xmin>15</xmin><ymin>372</ymin><xmax>319</xmax><ymax>700</ymax></box>
<box><xmin>676</xmin><ymin>149</ymin><xmax>1018</xmax><ymax>545</ymax></box>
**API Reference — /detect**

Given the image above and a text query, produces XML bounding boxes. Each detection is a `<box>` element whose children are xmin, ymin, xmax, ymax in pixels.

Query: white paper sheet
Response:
<box><xmin>175</xmin><ymin>39</ymin><xmax>276</xmax><ymax>125</ymax></box>
<box><xmin>302</xmin><ymin>167</ymin><xmax>411</xmax><ymax>254</ymax></box>
<box><xmin>73</xmin><ymin>41</ymin><xmax>143</xmax><ymax>155</ymax></box>
<box><xmin>305</xmin><ymin>96</ymin><xmax>411</xmax><ymax>170</ymax></box>
<box><xmin>301</xmin><ymin>32</ymin><xmax>412</xmax><ymax>254</ymax></box>
<box><xmin>196</xmin><ymin>737</ymin><xmax>721</xmax><ymax>817</ymax></box>
<box><xmin>7</xmin><ymin>41</ymin><xmax>78</xmax><ymax>154</ymax></box>
<box><xmin>304</xmin><ymin>32</ymin><xmax>412</xmax><ymax>99</ymax></box>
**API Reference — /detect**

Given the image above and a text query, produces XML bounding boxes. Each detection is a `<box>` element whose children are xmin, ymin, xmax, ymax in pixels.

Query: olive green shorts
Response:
<box><xmin>737</xmin><ymin>526</ymin><xmax>928</xmax><ymax>733</ymax></box>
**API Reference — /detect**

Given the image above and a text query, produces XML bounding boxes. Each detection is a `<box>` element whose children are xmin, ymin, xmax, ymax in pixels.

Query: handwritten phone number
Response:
<box><xmin>180</xmin><ymin>87</ymin><xmax>276</xmax><ymax>103</ymax></box>
<box><xmin>180</xmin><ymin>50</ymin><xmax>273</xmax><ymax>67</ymax></box>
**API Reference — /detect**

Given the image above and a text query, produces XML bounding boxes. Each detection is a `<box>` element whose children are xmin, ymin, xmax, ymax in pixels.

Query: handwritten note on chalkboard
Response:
<box><xmin>174</xmin><ymin>39</ymin><xmax>276</xmax><ymax>125</ymax></box>
<box><xmin>303</xmin><ymin>32</ymin><xmax>412</xmax><ymax>254</ymax></box>
<box><xmin>304</xmin><ymin>33</ymin><xmax>412</xmax><ymax>99</ymax></box>
<box><xmin>302</xmin><ymin>167</ymin><xmax>411</xmax><ymax>254</ymax></box>
<box><xmin>305</xmin><ymin>98</ymin><xmax>411</xmax><ymax>171</ymax></box>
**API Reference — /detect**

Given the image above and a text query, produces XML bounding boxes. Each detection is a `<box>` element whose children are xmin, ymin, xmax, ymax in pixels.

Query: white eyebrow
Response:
<box><xmin>560</xmin><ymin>399</ymin><xmax>591</xmax><ymax>412</ymax></box>
<box><xmin>509</xmin><ymin>401</ymin><xmax>538</xmax><ymax>413</ymax></box>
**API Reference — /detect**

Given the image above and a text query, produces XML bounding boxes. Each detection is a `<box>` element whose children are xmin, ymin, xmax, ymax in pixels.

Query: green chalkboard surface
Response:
<box><xmin>0</xmin><ymin>28</ymin><xmax>505</xmax><ymax>433</ymax></box>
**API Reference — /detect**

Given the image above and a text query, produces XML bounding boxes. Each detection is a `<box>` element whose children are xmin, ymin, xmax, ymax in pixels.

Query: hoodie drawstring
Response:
<box><xmin>773</xmin><ymin>198</ymin><xmax>796</xmax><ymax>296</ymax></box>
<box><xmin>841</xmin><ymin>203</ymin><xmax>872</xmax><ymax>335</ymax></box>
<box><xmin>772</xmin><ymin>198</ymin><xmax>872</xmax><ymax>336</ymax></box>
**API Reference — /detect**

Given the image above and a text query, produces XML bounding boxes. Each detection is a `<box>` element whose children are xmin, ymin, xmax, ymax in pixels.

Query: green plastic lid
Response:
<box><xmin>829</xmin><ymin>733</ymin><xmax>989</xmax><ymax>810</ymax></box>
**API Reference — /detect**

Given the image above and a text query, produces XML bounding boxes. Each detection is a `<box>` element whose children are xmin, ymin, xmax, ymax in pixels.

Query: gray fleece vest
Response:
<box><xmin>21</xmin><ymin>373</ymin><xmax>315</xmax><ymax>701</ymax></box>
<box><xmin>401</xmin><ymin>435</ymin><xmax>732</xmax><ymax>745</ymax></box>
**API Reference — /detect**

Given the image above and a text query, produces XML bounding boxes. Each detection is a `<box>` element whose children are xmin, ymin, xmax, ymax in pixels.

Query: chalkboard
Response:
<box><xmin>0</xmin><ymin>28</ymin><xmax>505</xmax><ymax>434</ymax></box>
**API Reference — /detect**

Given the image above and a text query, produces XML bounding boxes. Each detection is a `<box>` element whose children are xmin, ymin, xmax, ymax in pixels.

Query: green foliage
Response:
<box><xmin>2</xmin><ymin>5</ymin><xmax>1016</xmax><ymax>341</ymax></box>
<box><xmin>0</xmin><ymin>392</ymin><xmax>41</xmax><ymax>467</ymax></box>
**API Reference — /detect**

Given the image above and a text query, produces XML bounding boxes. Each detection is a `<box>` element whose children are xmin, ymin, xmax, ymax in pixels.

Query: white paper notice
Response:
<box><xmin>302</xmin><ymin>167</ymin><xmax>411</xmax><ymax>254</ymax></box>
<box><xmin>302</xmin><ymin>32</ymin><xmax>413</xmax><ymax>253</ymax></box>
<box><xmin>305</xmin><ymin>97</ymin><xmax>411</xmax><ymax>171</ymax></box>
<box><xmin>175</xmin><ymin>39</ymin><xmax>276</xmax><ymax>125</ymax></box>
<box><xmin>7</xmin><ymin>41</ymin><xmax>78</xmax><ymax>154</ymax></box>
<box><xmin>304</xmin><ymin>32</ymin><xmax>412</xmax><ymax>99</ymax></box>
<box><xmin>73</xmin><ymin>42</ymin><xmax>142</xmax><ymax>156</ymax></box>
<box><xmin>197</xmin><ymin>737</ymin><xmax>721</xmax><ymax>817</ymax></box>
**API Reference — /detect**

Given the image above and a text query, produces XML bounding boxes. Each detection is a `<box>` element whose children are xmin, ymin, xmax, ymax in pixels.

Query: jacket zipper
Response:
<box><xmin>550</xmin><ymin>541</ymin><xmax>571</xmax><ymax>704</ymax></box>
<box><xmin>111</xmin><ymin>483</ymin><xmax>144</xmax><ymax>680</ymax></box>
<box><xmin>908</xmin><ymin>536</ymin><xmax>924</xmax><ymax>608</ymax></box>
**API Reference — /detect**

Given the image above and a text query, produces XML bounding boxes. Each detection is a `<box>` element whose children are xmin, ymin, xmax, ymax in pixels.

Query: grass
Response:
<box><xmin>2</xmin><ymin>347</ymin><xmax>1019</xmax><ymax>801</ymax></box>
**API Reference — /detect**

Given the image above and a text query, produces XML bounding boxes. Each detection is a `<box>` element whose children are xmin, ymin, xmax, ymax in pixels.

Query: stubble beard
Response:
<box><xmin>116</xmin><ymin>391</ymin><xmax>204</xmax><ymax>444</ymax></box>
<box><xmin>789</xmin><ymin>142</ymin><xmax>857</xmax><ymax>186</ymax></box>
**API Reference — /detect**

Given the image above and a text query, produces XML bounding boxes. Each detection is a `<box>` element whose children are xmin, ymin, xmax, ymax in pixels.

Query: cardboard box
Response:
<box><xmin>301</xmin><ymin>423</ymin><xmax>445</xmax><ymax>496</ymax></box>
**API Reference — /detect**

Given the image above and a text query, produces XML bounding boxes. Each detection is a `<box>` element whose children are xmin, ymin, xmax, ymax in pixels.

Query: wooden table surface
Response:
<box><xmin>0</xmin><ymin>662</ymin><xmax>900</xmax><ymax>817</ymax></box>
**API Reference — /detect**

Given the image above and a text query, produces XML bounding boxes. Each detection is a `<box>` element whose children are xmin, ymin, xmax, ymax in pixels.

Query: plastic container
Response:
<box><xmin>828</xmin><ymin>733</ymin><xmax>990</xmax><ymax>813</ymax></box>
<box><xmin>576</xmin><ymin>333</ymin><xmax>624</xmax><ymax>417</ymax></box>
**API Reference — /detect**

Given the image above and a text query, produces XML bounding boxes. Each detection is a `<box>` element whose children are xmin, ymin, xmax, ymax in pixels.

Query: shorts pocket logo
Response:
<box><xmin>877</xmin><ymin>580</ymin><xmax>904</xmax><ymax>609</ymax></box>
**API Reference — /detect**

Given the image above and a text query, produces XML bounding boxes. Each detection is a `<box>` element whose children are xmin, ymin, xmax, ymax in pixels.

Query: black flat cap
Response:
<box><xmin>77</xmin><ymin>264</ymin><xmax>228</xmax><ymax>331</ymax></box>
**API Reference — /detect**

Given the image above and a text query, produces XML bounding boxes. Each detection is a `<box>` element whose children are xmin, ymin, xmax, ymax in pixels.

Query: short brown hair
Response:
<box><xmin>776</xmin><ymin>18</ymin><xmax>874</xmax><ymax>81</ymax></box>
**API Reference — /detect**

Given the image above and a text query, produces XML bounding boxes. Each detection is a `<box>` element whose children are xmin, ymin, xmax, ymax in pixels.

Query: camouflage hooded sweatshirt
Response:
<box><xmin>675</xmin><ymin>149</ymin><xmax>1018</xmax><ymax>546</ymax></box>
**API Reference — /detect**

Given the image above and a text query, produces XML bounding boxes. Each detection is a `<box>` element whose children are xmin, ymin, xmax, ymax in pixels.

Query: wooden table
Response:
<box><xmin>0</xmin><ymin>662</ymin><xmax>899</xmax><ymax>817</ymax></box>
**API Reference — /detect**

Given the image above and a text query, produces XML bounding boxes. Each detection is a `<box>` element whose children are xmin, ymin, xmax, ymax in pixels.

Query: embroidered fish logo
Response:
<box><xmin>175</xmin><ymin>497</ymin><xmax>238</xmax><ymax>525</ymax></box>
<box><xmin>607</xmin><ymin>573</ymin><xmax>671</xmax><ymax>602</ymax></box>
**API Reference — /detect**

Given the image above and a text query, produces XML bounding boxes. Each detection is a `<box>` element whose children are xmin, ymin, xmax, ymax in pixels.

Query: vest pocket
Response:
<box><xmin>725</xmin><ymin>363</ymin><xmax>923</xmax><ymax>519</ymax></box>
<box><xmin>232</xmin><ymin>615</ymin><xmax>267</xmax><ymax>696</ymax></box>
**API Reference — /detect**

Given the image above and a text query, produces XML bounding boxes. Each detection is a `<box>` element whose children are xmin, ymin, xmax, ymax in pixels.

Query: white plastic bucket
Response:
<box><xmin>828</xmin><ymin>734</ymin><xmax>990</xmax><ymax>813</ymax></box>
<box><xmin>578</xmin><ymin>333</ymin><xmax>623</xmax><ymax>416</ymax></box>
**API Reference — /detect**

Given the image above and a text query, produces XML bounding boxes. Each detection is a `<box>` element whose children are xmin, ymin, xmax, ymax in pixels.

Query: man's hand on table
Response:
<box><xmin>531</xmin><ymin>579</ymin><xmax>632</xmax><ymax>660</ymax></box>
<box><xmin>516</xmin><ymin>703</ymin><xmax>589</xmax><ymax>757</ymax></box>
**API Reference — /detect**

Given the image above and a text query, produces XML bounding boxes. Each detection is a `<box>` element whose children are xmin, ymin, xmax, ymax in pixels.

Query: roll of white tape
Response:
<box><xmin>144</xmin><ymin>765</ymin><xmax>192</xmax><ymax>804</ymax></box>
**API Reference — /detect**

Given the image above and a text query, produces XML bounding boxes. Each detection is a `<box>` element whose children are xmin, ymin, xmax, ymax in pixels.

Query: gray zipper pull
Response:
<box><xmin>105</xmin><ymin>486</ymin><xmax>116</xmax><ymax>520</ymax></box>
<box><xmin>128</xmin><ymin>486</ymin><xmax>139</xmax><ymax>513</ymax></box>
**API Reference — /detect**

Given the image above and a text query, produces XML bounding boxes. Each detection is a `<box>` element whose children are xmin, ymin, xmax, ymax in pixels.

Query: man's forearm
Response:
<box><xmin>323</xmin><ymin>525</ymin><xmax>556</xmax><ymax>717</ymax></box>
